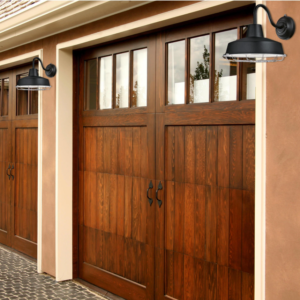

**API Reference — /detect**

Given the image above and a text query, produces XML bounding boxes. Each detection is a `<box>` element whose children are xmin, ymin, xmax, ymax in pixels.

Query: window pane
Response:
<box><xmin>116</xmin><ymin>52</ymin><xmax>129</xmax><ymax>108</ymax></box>
<box><xmin>190</xmin><ymin>36</ymin><xmax>210</xmax><ymax>103</ymax></box>
<box><xmin>85</xmin><ymin>59</ymin><xmax>97</xmax><ymax>110</ymax></box>
<box><xmin>214</xmin><ymin>29</ymin><xmax>237</xmax><ymax>101</ymax></box>
<box><xmin>17</xmin><ymin>74</ymin><xmax>29</xmax><ymax>115</ymax></box>
<box><xmin>132</xmin><ymin>48</ymin><xmax>147</xmax><ymax>107</ymax></box>
<box><xmin>30</xmin><ymin>91</ymin><xmax>38</xmax><ymax>114</ymax></box>
<box><xmin>99</xmin><ymin>56</ymin><xmax>112</xmax><ymax>109</ymax></box>
<box><xmin>1</xmin><ymin>78</ymin><xmax>9</xmax><ymax>116</ymax></box>
<box><xmin>168</xmin><ymin>40</ymin><xmax>185</xmax><ymax>105</ymax></box>
<box><xmin>241</xmin><ymin>27</ymin><xmax>256</xmax><ymax>100</ymax></box>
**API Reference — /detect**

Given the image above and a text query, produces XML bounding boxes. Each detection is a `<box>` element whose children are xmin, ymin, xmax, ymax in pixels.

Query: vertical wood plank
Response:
<box><xmin>165</xmin><ymin>127</ymin><xmax>175</xmax><ymax>182</ymax></box>
<box><xmin>96</xmin><ymin>128</ymin><xmax>104</xmax><ymax>173</ymax></box>
<box><xmin>195</xmin><ymin>126</ymin><xmax>206</xmax><ymax>185</ymax></box>
<box><xmin>217</xmin><ymin>265</ymin><xmax>229</xmax><ymax>300</ymax></box>
<box><xmin>118</xmin><ymin>128</ymin><xmax>125</xmax><ymax>175</ymax></box>
<box><xmin>174</xmin><ymin>182</ymin><xmax>185</xmax><ymax>253</ymax></box>
<box><xmin>218</xmin><ymin>126</ymin><xmax>230</xmax><ymax>187</ymax></box>
<box><xmin>111</xmin><ymin>128</ymin><xmax>118</xmax><ymax>174</ymax></box>
<box><xmin>184</xmin><ymin>254</ymin><xmax>195</xmax><ymax>300</ymax></box>
<box><xmin>103</xmin><ymin>173</ymin><xmax>110</xmax><ymax>232</ymax></box>
<box><xmin>125</xmin><ymin>176</ymin><xmax>133</xmax><ymax>238</ymax></box>
<box><xmin>117</xmin><ymin>175</ymin><xmax>125</xmax><ymax>237</ymax></box>
<box><xmin>140</xmin><ymin>127</ymin><xmax>148</xmax><ymax>179</ymax></box>
<box><xmin>109</xmin><ymin>174</ymin><xmax>117</xmax><ymax>234</ymax></box>
<box><xmin>206</xmin><ymin>126</ymin><xmax>218</xmax><ymax>186</ymax></box>
<box><xmin>132</xmin><ymin>177</ymin><xmax>140</xmax><ymax>240</ymax></box>
<box><xmin>217</xmin><ymin>187</ymin><xmax>229</xmax><ymax>266</ymax></box>
<box><xmin>166</xmin><ymin>180</ymin><xmax>175</xmax><ymax>251</ymax></box>
<box><xmin>96</xmin><ymin>173</ymin><xmax>104</xmax><ymax>231</ymax></box>
<box><xmin>206</xmin><ymin>262</ymin><xmax>217</xmax><ymax>300</ymax></box>
<box><xmin>90</xmin><ymin>172</ymin><xmax>97</xmax><ymax>229</ymax></box>
<box><xmin>175</xmin><ymin>127</ymin><xmax>184</xmax><ymax>183</ymax></box>
<box><xmin>139</xmin><ymin>178</ymin><xmax>147</xmax><ymax>243</ymax></box>
<box><xmin>229</xmin><ymin>126</ymin><xmax>243</xmax><ymax>189</ymax></box>
<box><xmin>184</xmin><ymin>183</ymin><xmax>195</xmax><ymax>256</ymax></box>
<box><xmin>96</xmin><ymin>230</ymin><xmax>103</xmax><ymax>269</ymax></box>
<box><xmin>229</xmin><ymin>189</ymin><xmax>242</xmax><ymax>270</ymax></box>
<box><xmin>195</xmin><ymin>258</ymin><xmax>205</xmax><ymax>300</ymax></box>
<box><xmin>185</xmin><ymin>126</ymin><xmax>195</xmax><ymax>184</ymax></box>
<box><xmin>132</xmin><ymin>128</ymin><xmax>141</xmax><ymax>177</ymax></box>
<box><xmin>166</xmin><ymin>250</ymin><xmax>174</xmax><ymax>297</ymax></box>
<box><xmin>243</xmin><ymin>126</ymin><xmax>255</xmax><ymax>191</ymax></box>
<box><xmin>229</xmin><ymin>268</ymin><xmax>242</xmax><ymax>300</ymax></box>
<box><xmin>173</xmin><ymin>252</ymin><xmax>184</xmax><ymax>300</ymax></box>
<box><xmin>104</xmin><ymin>128</ymin><xmax>112</xmax><ymax>173</ymax></box>
<box><xmin>195</xmin><ymin>184</ymin><xmax>205</xmax><ymax>260</ymax></box>
<box><xmin>242</xmin><ymin>190</ymin><xmax>254</xmax><ymax>274</ymax></box>
<box><xmin>125</xmin><ymin>128</ymin><xmax>133</xmax><ymax>177</ymax></box>
<box><xmin>242</xmin><ymin>272</ymin><xmax>254</xmax><ymax>300</ymax></box>
<box><xmin>206</xmin><ymin>185</ymin><xmax>217</xmax><ymax>263</ymax></box>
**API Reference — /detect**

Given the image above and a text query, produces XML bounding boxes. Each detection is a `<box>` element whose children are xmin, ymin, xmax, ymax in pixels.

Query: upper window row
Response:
<box><xmin>84</xmin><ymin>27</ymin><xmax>255</xmax><ymax>110</ymax></box>
<box><xmin>85</xmin><ymin>48</ymin><xmax>147</xmax><ymax>111</ymax></box>
<box><xmin>168</xmin><ymin>27</ymin><xmax>255</xmax><ymax>105</ymax></box>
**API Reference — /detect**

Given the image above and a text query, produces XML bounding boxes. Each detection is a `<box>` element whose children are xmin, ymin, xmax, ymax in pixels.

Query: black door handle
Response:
<box><xmin>10</xmin><ymin>165</ymin><xmax>14</xmax><ymax>180</ymax></box>
<box><xmin>6</xmin><ymin>164</ymin><xmax>11</xmax><ymax>180</ymax></box>
<box><xmin>156</xmin><ymin>181</ymin><xmax>163</xmax><ymax>208</ymax></box>
<box><xmin>147</xmin><ymin>180</ymin><xmax>154</xmax><ymax>206</ymax></box>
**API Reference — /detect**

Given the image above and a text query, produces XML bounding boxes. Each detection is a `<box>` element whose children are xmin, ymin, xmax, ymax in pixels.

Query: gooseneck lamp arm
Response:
<box><xmin>253</xmin><ymin>4</ymin><xmax>284</xmax><ymax>29</ymax></box>
<box><xmin>32</xmin><ymin>57</ymin><xmax>57</xmax><ymax>78</ymax></box>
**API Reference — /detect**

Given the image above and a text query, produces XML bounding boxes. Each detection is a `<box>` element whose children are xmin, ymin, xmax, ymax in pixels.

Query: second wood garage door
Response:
<box><xmin>75</xmin><ymin>6</ymin><xmax>255</xmax><ymax>300</ymax></box>
<box><xmin>0</xmin><ymin>64</ymin><xmax>38</xmax><ymax>258</ymax></box>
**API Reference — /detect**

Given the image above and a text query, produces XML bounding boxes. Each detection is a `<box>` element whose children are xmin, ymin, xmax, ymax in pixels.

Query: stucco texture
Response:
<box><xmin>266</xmin><ymin>2</ymin><xmax>300</xmax><ymax>300</ymax></box>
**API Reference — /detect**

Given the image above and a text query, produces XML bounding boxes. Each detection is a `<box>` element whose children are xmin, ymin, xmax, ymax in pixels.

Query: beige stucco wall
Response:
<box><xmin>266</xmin><ymin>2</ymin><xmax>300</xmax><ymax>299</ymax></box>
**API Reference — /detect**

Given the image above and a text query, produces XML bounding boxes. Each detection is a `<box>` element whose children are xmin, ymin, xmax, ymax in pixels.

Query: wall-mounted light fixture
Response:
<box><xmin>223</xmin><ymin>4</ymin><xmax>295</xmax><ymax>63</ymax></box>
<box><xmin>16</xmin><ymin>57</ymin><xmax>57</xmax><ymax>91</ymax></box>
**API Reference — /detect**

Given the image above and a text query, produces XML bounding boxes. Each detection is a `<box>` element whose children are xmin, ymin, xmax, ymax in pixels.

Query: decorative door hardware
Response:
<box><xmin>10</xmin><ymin>165</ymin><xmax>14</xmax><ymax>180</ymax></box>
<box><xmin>156</xmin><ymin>181</ymin><xmax>163</xmax><ymax>207</ymax></box>
<box><xmin>6</xmin><ymin>164</ymin><xmax>11</xmax><ymax>180</ymax></box>
<box><xmin>147</xmin><ymin>180</ymin><xmax>154</xmax><ymax>206</ymax></box>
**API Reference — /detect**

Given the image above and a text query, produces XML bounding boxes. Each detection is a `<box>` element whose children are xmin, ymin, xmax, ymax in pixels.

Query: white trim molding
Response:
<box><xmin>0</xmin><ymin>49</ymin><xmax>44</xmax><ymax>274</ymax></box>
<box><xmin>255</xmin><ymin>1</ymin><xmax>267</xmax><ymax>299</ymax></box>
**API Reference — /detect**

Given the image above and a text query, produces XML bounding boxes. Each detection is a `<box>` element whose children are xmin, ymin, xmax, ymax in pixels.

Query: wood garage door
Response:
<box><xmin>0</xmin><ymin>65</ymin><xmax>38</xmax><ymax>258</ymax></box>
<box><xmin>75</xmin><ymin>6</ymin><xmax>255</xmax><ymax>300</ymax></box>
<box><xmin>77</xmin><ymin>36</ymin><xmax>156</xmax><ymax>300</ymax></box>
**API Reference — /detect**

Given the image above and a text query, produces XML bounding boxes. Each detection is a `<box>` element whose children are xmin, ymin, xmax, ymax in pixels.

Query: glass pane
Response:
<box><xmin>241</xmin><ymin>27</ymin><xmax>256</xmax><ymax>100</ymax></box>
<box><xmin>132</xmin><ymin>48</ymin><xmax>147</xmax><ymax>107</ymax></box>
<box><xmin>85</xmin><ymin>59</ymin><xmax>97</xmax><ymax>110</ymax></box>
<box><xmin>168</xmin><ymin>40</ymin><xmax>185</xmax><ymax>105</ymax></box>
<box><xmin>116</xmin><ymin>52</ymin><xmax>129</xmax><ymax>108</ymax></box>
<box><xmin>17</xmin><ymin>74</ymin><xmax>29</xmax><ymax>115</ymax></box>
<box><xmin>189</xmin><ymin>36</ymin><xmax>210</xmax><ymax>103</ymax></box>
<box><xmin>99</xmin><ymin>56</ymin><xmax>112</xmax><ymax>110</ymax></box>
<box><xmin>214</xmin><ymin>29</ymin><xmax>237</xmax><ymax>101</ymax></box>
<box><xmin>30</xmin><ymin>91</ymin><xmax>38</xmax><ymax>114</ymax></box>
<box><xmin>2</xmin><ymin>79</ymin><xmax>9</xmax><ymax>116</ymax></box>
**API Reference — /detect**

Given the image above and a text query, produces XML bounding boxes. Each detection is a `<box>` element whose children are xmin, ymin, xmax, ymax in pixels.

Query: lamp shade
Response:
<box><xmin>16</xmin><ymin>68</ymin><xmax>51</xmax><ymax>91</ymax></box>
<box><xmin>223</xmin><ymin>24</ymin><xmax>286</xmax><ymax>62</ymax></box>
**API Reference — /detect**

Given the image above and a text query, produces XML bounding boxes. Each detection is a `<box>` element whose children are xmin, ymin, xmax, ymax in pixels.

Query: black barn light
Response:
<box><xmin>16</xmin><ymin>57</ymin><xmax>57</xmax><ymax>91</ymax></box>
<box><xmin>223</xmin><ymin>4</ymin><xmax>295</xmax><ymax>63</ymax></box>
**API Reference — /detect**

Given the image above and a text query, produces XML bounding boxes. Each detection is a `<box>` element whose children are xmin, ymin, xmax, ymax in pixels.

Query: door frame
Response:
<box><xmin>57</xmin><ymin>2</ymin><xmax>266</xmax><ymax>300</ymax></box>
<box><xmin>0</xmin><ymin>49</ymin><xmax>43</xmax><ymax>272</ymax></box>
